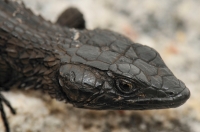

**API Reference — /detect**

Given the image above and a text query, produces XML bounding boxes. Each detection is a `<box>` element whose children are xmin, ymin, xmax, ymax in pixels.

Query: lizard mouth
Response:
<box><xmin>74</xmin><ymin>87</ymin><xmax>190</xmax><ymax>110</ymax></box>
<box><xmin>123</xmin><ymin>88</ymin><xmax>190</xmax><ymax>110</ymax></box>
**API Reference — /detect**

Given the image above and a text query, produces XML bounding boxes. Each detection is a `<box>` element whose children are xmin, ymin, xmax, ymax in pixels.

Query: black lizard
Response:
<box><xmin>0</xmin><ymin>0</ymin><xmax>190</xmax><ymax>132</ymax></box>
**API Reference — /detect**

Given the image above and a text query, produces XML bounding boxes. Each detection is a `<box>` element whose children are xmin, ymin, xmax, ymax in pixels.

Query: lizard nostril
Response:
<box><xmin>166</xmin><ymin>91</ymin><xmax>175</xmax><ymax>96</ymax></box>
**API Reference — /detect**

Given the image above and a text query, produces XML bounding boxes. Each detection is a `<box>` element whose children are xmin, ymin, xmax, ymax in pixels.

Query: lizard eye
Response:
<box><xmin>116</xmin><ymin>79</ymin><xmax>135</xmax><ymax>94</ymax></box>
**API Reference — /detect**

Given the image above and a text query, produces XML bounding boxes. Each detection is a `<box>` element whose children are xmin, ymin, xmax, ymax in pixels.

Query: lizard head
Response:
<box><xmin>58</xmin><ymin>29</ymin><xmax>190</xmax><ymax>110</ymax></box>
<box><xmin>58</xmin><ymin>54</ymin><xmax>190</xmax><ymax>110</ymax></box>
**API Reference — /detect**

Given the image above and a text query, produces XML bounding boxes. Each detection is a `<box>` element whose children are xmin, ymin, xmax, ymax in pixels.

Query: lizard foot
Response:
<box><xmin>0</xmin><ymin>92</ymin><xmax>16</xmax><ymax>132</ymax></box>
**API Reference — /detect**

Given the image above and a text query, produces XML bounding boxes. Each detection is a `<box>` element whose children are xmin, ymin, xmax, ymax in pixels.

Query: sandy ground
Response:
<box><xmin>0</xmin><ymin>0</ymin><xmax>200</xmax><ymax>132</ymax></box>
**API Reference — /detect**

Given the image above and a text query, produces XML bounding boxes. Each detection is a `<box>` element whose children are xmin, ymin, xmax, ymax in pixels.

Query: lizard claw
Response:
<box><xmin>0</xmin><ymin>92</ymin><xmax>16</xmax><ymax>132</ymax></box>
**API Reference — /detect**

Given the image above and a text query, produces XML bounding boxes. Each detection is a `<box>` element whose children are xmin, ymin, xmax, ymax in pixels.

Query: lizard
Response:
<box><xmin>0</xmin><ymin>0</ymin><xmax>190</xmax><ymax>132</ymax></box>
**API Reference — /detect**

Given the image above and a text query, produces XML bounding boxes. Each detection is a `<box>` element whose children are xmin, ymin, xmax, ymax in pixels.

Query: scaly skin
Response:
<box><xmin>0</xmin><ymin>0</ymin><xmax>190</xmax><ymax>132</ymax></box>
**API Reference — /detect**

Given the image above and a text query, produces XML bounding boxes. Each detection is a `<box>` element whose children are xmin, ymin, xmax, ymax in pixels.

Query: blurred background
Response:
<box><xmin>0</xmin><ymin>0</ymin><xmax>200</xmax><ymax>132</ymax></box>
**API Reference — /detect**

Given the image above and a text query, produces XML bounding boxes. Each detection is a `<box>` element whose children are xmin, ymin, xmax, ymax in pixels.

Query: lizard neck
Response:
<box><xmin>0</xmin><ymin>27</ymin><xmax>74</xmax><ymax>101</ymax></box>
<box><xmin>0</xmin><ymin>0</ymin><xmax>80</xmax><ymax>101</ymax></box>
